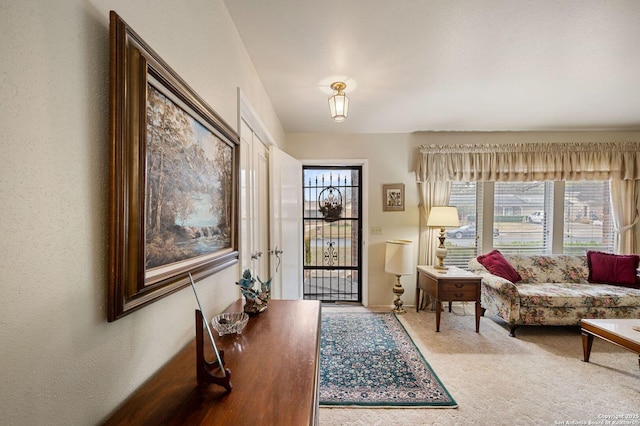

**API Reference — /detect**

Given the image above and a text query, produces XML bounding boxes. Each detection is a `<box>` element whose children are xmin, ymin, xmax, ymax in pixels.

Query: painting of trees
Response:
<box><xmin>108</xmin><ymin>12</ymin><xmax>240</xmax><ymax>320</ymax></box>
<box><xmin>145</xmin><ymin>84</ymin><xmax>233</xmax><ymax>269</ymax></box>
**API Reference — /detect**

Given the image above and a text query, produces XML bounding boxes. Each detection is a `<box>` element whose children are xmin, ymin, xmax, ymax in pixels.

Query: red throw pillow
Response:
<box><xmin>477</xmin><ymin>250</ymin><xmax>522</xmax><ymax>283</ymax></box>
<box><xmin>587</xmin><ymin>250</ymin><xmax>640</xmax><ymax>288</ymax></box>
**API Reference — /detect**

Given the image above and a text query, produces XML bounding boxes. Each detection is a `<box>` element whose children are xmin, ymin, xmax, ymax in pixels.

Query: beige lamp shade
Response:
<box><xmin>384</xmin><ymin>240</ymin><xmax>413</xmax><ymax>276</ymax></box>
<box><xmin>426</xmin><ymin>206</ymin><xmax>460</xmax><ymax>228</ymax></box>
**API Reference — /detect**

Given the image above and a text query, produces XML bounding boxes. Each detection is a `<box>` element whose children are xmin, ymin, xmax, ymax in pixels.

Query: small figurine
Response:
<box><xmin>236</xmin><ymin>269</ymin><xmax>272</xmax><ymax>315</ymax></box>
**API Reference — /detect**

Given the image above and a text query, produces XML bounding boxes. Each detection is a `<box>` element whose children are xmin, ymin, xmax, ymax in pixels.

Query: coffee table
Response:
<box><xmin>581</xmin><ymin>318</ymin><xmax>640</xmax><ymax>369</ymax></box>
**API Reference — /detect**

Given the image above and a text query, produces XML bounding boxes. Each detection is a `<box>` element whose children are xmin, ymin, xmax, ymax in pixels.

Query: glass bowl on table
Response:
<box><xmin>211</xmin><ymin>312</ymin><xmax>249</xmax><ymax>336</ymax></box>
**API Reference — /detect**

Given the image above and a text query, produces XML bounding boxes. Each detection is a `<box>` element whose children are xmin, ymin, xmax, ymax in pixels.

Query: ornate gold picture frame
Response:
<box><xmin>108</xmin><ymin>11</ymin><xmax>239</xmax><ymax>321</ymax></box>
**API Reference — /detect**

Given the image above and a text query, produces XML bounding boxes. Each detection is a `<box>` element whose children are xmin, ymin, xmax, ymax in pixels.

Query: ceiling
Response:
<box><xmin>223</xmin><ymin>0</ymin><xmax>640</xmax><ymax>134</ymax></box>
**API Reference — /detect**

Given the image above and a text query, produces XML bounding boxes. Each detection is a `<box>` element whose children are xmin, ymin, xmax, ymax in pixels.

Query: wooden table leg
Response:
<box><xmin>435</xmin><ymin>300</ymin><xmax>442</xmax><ymax>332</ymax></box>
<box><xmin>475</xmin><ymin>301</ymin><xmax>481</xmax><ymax>332</ymax></box>
<box><xmin>581</xmin><ymin>331</ymin><xmax>594</xmax><ymax>362</ymax></box>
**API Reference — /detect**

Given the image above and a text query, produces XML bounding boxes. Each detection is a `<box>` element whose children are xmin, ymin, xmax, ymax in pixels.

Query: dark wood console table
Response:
<box><xmin>104</xmin><ymin>299</ymin><xmax>321</xmax><ymax>425</ymax></box>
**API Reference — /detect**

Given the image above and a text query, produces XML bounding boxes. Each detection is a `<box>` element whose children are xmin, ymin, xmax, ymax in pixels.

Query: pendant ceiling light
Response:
<box><xmin>328</xmin><ymin>82</ymin><xmax>349</xmax><ymax>122</ymax></box>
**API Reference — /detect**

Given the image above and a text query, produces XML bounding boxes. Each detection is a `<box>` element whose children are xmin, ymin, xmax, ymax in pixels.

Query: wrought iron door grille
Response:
<box><xmin>303</xmin><ymin>166</ymin><xmax>362</xmax><ymax>302</ymax></box>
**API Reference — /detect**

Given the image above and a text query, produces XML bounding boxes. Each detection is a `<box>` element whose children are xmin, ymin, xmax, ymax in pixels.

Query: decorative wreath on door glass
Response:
<box><xmin>318</xmin><ymin>185</ymin><xmax>343</xmax><ymax>222</ymax></box>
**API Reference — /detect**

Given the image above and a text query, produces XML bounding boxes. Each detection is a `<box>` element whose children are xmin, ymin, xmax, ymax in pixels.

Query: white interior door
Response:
<box><xmin>252</xmin><ymin>135</ymin><xmax>269</xmax><ymax>280</ymax></box>
<box><xmin>269</xmin><ymin>146</ymin><xmax>303</xmax><ymax>299</ymax></box>
<box><xmin>239</xmin><ymin>119</ymin><xmax>269</xmax><ymax>281</ymax></box>
<box><xmin>239</xmin><ymin>120</ymin><xmax>252</xmax><ymax>273</ymax></box>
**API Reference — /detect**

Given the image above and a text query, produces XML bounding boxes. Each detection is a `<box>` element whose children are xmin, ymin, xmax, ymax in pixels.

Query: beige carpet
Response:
<box><xmin>319</xmin><ymin>304</ymin><xmax>639</xmax><ymax>425</ymax></box>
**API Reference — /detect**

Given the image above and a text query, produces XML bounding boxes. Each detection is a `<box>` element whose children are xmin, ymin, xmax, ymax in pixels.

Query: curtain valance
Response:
<box><xmin>416</xmin><ymin>142</ymin><xmax>640</xmax><ymax>182</ymax></box>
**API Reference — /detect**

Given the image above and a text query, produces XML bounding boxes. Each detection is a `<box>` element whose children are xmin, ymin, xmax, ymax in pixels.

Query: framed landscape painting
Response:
<box><xmin>108</xmin><ymin>11</ymin><xmax>239</xmax><ymax>321</ymax></box>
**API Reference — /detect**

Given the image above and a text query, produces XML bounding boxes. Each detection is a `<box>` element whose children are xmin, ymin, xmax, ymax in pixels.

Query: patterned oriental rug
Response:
<box><xmin>319</xmin><ymin>311</ymin><xmax>457</xmax><ymax>408</ymax></box>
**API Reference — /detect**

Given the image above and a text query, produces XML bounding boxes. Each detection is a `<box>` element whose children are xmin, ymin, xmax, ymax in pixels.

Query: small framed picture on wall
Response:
<box><xmin>383</xmin><ymin>183</ymin><xmax>405</xmax><ymax>211</ymax></box>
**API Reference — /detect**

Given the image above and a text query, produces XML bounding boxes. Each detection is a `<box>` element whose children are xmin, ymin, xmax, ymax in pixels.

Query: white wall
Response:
<box><xmin>2</xmin><ymin>1</ymin><xmax>639</xmax><ymax>422</ymax></box>
<box><xmin>284</xmin><ymin>131</ymin><xmax>640</xmax><ymax>308</ymax></box>
<box><xmin>285</xmin><ymin>133</ymin><xmax>420</xmax><ymax>308</ymax></box>
<box><xmin>0</xmin><ymin>1</ymin><xmax>283</xmax><ymax>424</ymax></box>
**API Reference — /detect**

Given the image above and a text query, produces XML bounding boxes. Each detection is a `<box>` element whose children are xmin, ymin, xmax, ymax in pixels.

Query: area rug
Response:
<box><xmin>319</xmin><ymin>311</ymin><xmax>457</xmax><ymax>408</ymax></box>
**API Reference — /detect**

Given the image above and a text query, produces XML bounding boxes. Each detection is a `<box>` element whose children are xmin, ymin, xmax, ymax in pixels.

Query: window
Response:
<box><xmin>446</xmin><ymin>182</ymin><xmax>480</xmax><ymax>269</ymax></box>
<box><xmin>563</xmin><ymin>181</ymin><xmax>614</xmax><ymax>255</ymax></box>
<box><xmin>449</xmin><ymin>180</ymin><xmax>615</xmax><ymax>268</ymax></box>
<box><xmin>493</xmin><ymin>181</ymin><xmax>553</xmax><ymax>255</ymax></box>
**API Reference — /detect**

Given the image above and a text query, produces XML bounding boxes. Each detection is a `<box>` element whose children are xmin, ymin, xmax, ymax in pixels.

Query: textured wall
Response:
<box><xmin>284</xmin><ymin>131</ymin><xmax>640</xmax><ymax>307</ymax></box>
<box><xmin>0</xmin><ymin>0</ymin><xmax>282</xmax><ymax>424</ymax></box>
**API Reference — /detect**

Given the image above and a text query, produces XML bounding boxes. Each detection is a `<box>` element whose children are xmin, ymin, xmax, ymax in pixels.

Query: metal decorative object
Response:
<box><xmin>323</xmin><ymin>241</ymin><xmax>338</xmax><ymax>266</ymax></box>
<box><xmin>318</xmin><ymin>185</ymin><xmax>343</xmax><ymax>222</ymax></box>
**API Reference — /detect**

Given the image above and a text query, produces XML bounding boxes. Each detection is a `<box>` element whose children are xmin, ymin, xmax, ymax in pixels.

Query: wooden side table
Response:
<box><xmin>416</xmin><ymin>265</ymin><xmax>482</xmax><ymax>332</ymax></box>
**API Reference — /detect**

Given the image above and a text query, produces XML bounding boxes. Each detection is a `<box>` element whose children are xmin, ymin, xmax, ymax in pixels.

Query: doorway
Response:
<box><xmin>303</xmin><ymin>166</ymin><xmax>362</xmax><ymax>302</ymax></box>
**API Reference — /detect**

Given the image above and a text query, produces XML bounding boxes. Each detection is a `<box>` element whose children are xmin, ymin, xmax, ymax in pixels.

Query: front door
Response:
<box><xmin>302</xmin><ymin>166</ymin><xmax>362</xmax><ymax>302</ymax></box>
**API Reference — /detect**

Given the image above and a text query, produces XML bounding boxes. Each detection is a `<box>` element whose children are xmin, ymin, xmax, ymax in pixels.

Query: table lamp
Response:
<box><xmin>426</xmin><ymin>206</ymin><xmax>460</xmax><ymax>270</ymax></box>
<box><xmin>384</xmin><ymin>239</ymin><xmax>414</xmax><ymax>314</ymax></box>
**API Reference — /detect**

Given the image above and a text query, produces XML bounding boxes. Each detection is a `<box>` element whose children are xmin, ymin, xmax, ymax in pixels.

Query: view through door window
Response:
<box><xmin>303</xmin><ymin>166</ymin><xmax>362</xmax><ymax>302</ymax></box>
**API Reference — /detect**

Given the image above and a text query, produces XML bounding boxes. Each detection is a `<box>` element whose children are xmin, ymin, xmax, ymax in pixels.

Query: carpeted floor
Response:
<box><xmin>319</xmin><ymin>304</ymin><xmax>640</xmax><ymax>425</ymax></box>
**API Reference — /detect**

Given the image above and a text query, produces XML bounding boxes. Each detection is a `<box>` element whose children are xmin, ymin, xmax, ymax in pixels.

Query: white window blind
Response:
<box><xmin>563</xmin><ymin>181</ymin><xmax>614</xmax><ymax>255</ymax></box>
<box><xmin>493</xmin><ymin>181</ymin><xmax>554</xmax><ymax>255</ymax></box>
<box><xmin>446</xmin><ymin>182</ymin><xmax>480</xmax><ymax>269</ymax></box>
<box><xmin>450</xmin><ymin>180</ymin><xmax>615</xmax><ymax>263</ymax></box>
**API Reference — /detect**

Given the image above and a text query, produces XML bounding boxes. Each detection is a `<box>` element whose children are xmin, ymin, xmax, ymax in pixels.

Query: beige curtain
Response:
<box><xmin>416</xmin><ymin>181</ymin><xmax>451</xmax><ymax>310</ymax></box>
<box><xmin>416</xmin><ymin>142</ymin><xmax>640</xmax><ymax>182</ymax></box>
<box><xmin>610</xmin><ymin>180</ymin><xmax>639</xmax><ymax>254</ymax></box>
<box><xmin>415</xmin><ymin>141</ymin><xmax>640</xmax><ymax>254</ymax></box>
<box><xmin>417</xmin><ymin>181</ymin><xmax>452</xmax><ymax>266</ymax></box>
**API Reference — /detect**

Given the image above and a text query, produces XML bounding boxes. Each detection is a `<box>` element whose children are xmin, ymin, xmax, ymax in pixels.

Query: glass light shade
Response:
<box><xmin>426</xmin><ymin>206</ymin><xmax>460</xmax><ymax>228</ymax></box>
<box><xmin>328</xmin><ymin>93</ymin><xmax>349</xmax><ymax>122</ymax></box>
<box><xmin>384</xmin><ymin>239</ymin><xmax>413</xmax><ymax>276</ymax></box>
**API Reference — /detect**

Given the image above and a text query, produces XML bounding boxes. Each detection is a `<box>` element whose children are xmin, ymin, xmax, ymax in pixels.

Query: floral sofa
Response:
<box><xmin>468</xmin><ymin>253</ymin><xmax>640</xmax><ymax>337</ymax></box>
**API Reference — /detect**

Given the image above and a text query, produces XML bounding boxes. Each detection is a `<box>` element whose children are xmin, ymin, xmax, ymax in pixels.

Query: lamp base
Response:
<box><xmin>392</xmin><ymin>276</ymin><xmax>405</xmax><ymax>314</ymax></box>
<box><xmin>434</xmin><ymin>229</ymin><xmax>448</xmax><ymax>270</ymax></box>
